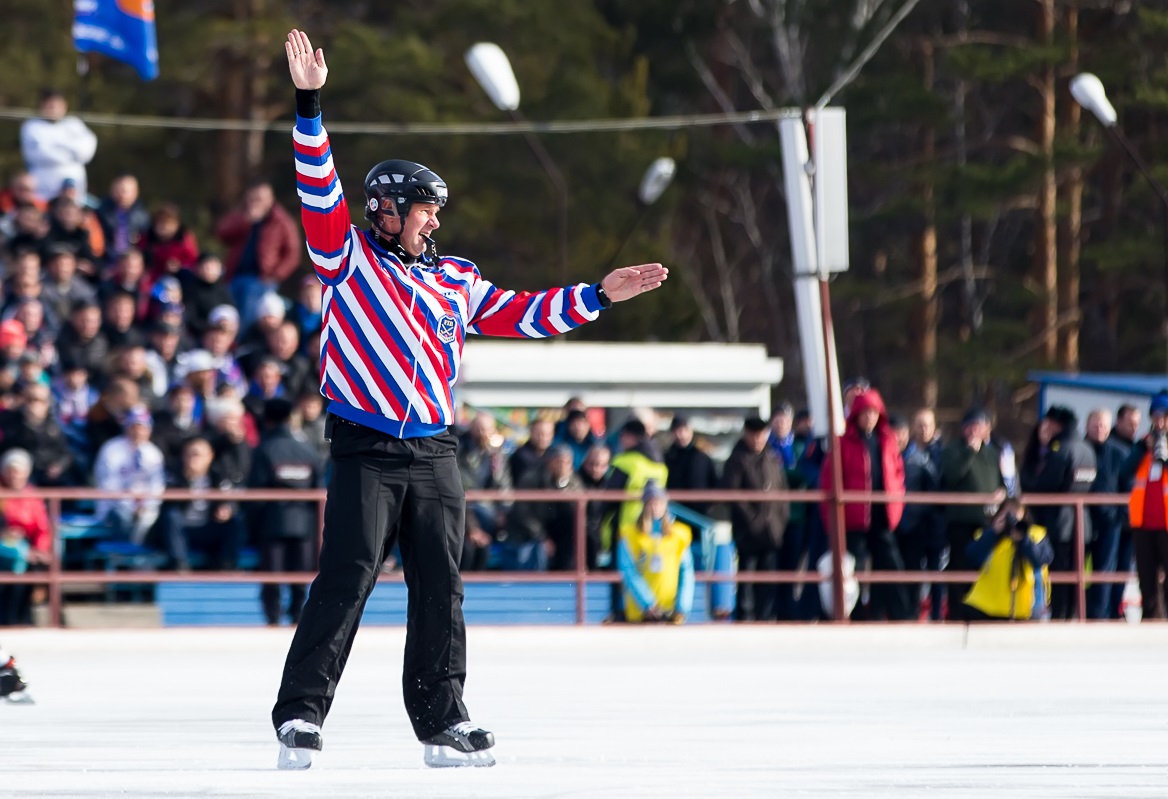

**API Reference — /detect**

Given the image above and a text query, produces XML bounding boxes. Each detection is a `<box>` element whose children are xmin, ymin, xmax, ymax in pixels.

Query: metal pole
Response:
<box><xmin>48</xmin><ymin>497</ymin><xmax>63</xmax><ymax>628</ymax></box>
<box><xmin>511</xmin><ymin>110</ymin><xmax>569</xmax><ymax>283</ymax></box>
<box><xmin>1107</xmin><ymin>126</ymin><xmax>1168</xmax><ymax>372</ymax></box>
<box><xmin>1074</xmin><ymin>501</ymin><xmax>1087</xmax><ymax>622</ymax></box>
<box><xmin>574</xmin><ymin>498</ymin><xmax>587</xmax><ymax>625</ymax></box>
<box><xmin>819</xmin><ymin>277</ymin><xmax>849</xmax><ymax>623</ymax></box>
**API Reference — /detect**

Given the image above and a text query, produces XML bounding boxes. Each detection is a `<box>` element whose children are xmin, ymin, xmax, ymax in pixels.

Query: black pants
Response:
<box><xmin>735</xmin><ymin>549</ymin><xmax>778</xmax><ymax>621</ymax></box>
<box><xmin>1049</xmin><ymin>540</ymin><xmax>1077</xmax><ymax>620</ymax></box>
<box><xmin>1133</xmin><ymin>529</ymin><xmax>1168</xmax><ymax>620</ymax></box>
<box><xmin>945</xmin><ymin>521</ymin><xmax>981</xmax><ymax>622</ymax></box>
<box><xmin>272</xmin><ymin>422</ymin><xmax>468</xmax><ymax>741</ymax></box>
<box><xmin>260</xmin><ymin>538</ymin><xmax>316</xmax><ymax>625</ymax></box>
<box><xmin>845</xmin><ymin>526</ymin><xmax>911</xmax><ymax>621</ymax></box>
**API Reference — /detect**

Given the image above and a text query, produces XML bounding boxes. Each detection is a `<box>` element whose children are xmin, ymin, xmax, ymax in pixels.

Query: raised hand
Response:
<box><xmin>285</xmin><ymin>29</ymin><xmax>328</xmax><ymax>90</ymax></box>
<box><xmin>600</xmin><ymin>263</ymin><xmax>669</xmax><ymax>303</ymax></box>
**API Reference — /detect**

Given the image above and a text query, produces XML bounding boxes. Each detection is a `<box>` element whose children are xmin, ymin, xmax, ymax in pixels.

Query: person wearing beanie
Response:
<box><xmin>615</xmin><ymin>481</ymin><xmax>695</xmax><ymax>623</ymax></box>
<box><xmin>817</xmin><ymin>388</ymin><xmax>911</xmax><ymax>621</ymax></box>
<box><xmin>939</xmin><ymin>407</ymin><xmax>1006</xmax><ymax>621</ymax></box>
<box><xmin>93</xmin><ymin>403</ymin><xmax>166</xmax><ymax>545</ymax></box>
<box><xmin>723</xmin><ymin>416</ymin><xmax>790</xmax><ymax>621</ymax></box>
<box><xmin>498</xmin><ymin>444</ymin><xmax>582</xmax><ymax>571</ymax></box>
<box><xmin>1119</xmin><ymin>390</ymin><xmax>1168</xmax><ymax>619</ymax></box>
<box><xmin>1019</xmin><ymin>404</ymin><xmax>1097</xmax><ymax>620</ymax></box>
<box><xmin>553</xmin><ymin>408</ymin><xmax>597</xmax><ymax>470</ymax></box>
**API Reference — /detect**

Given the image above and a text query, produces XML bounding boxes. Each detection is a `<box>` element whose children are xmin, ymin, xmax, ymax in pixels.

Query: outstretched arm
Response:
<box><xmin>287</xmin><ymin>29</ymin><xmax>354</xmax><ymax>287</ymax></box>
<box><xmin>467</xmin><ymin>262</ymin><xmax>669</xmax><ymax>338</ymax></box>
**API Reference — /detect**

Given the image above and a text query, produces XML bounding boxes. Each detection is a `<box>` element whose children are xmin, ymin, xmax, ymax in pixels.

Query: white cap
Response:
<box><xmin>208</xmin><ymin>304</ymin><xmax>240</xmax><ymax>330</ymax></box>
<box><xmin>256</xmin><ymin>293</ymin><xmax>286</xmax><ymax>321</ymax></box>
<box><xmin>182</xmin><ymin>349</ymin><xmax>216</xmax><ymax>375</ymax></box>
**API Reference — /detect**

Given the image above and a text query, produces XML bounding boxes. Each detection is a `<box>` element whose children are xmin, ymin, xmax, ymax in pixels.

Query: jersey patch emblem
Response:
<box><xmin>437</xmin><ymin>315</ymin><xmax>458</xmax><ymax>344</ymax></box>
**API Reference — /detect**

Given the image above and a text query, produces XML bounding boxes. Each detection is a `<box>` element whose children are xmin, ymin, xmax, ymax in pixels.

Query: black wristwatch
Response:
<box><xmin>594</xmin><ymin>283</ymin><xmax>613</xmax><ymax>309</ymax></box>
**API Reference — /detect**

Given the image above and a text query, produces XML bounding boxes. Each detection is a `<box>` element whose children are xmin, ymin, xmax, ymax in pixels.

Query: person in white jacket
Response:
<box><xmin>93</xmin><ymin>405</ymin><xmax>166</xmax><ymax>545</ymax></box>
<box><xmin>20</xmin><ymin>89</ymin><xmax>97</xmax><ymax>202</ymax></box>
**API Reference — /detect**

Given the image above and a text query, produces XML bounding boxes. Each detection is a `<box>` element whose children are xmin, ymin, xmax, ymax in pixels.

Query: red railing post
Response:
<box><xmin>819</xmin><ymin>278</ymin><xmax>849</xmax><ymax>624</ymax></box>
<box><xmin>1074</xmin><ymin>500</ymin><xmax>1087</xmax><ymax>622</ymax></box>
<box><xmin>574</xmin><ymin>498</ymin><xmax>587</xmax><ymax>626</ymax></box>
<box><xmin>47</xmin><ymin>497</ymin><xmax>62</xmax><ymax>629</ymax></box>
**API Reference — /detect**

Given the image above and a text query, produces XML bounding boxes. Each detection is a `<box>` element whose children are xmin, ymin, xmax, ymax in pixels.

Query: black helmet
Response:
<box><xmin>363</xmin><ymin>159</ymin><xmax>448</xmax><ymax>222</ymax></box>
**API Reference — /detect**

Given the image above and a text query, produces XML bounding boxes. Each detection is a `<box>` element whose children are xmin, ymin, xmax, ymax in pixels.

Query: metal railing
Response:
<box><xmin>0</xmin><ymin>486</ymin><xmax>1135</xmax><ymax>626</ymax></box>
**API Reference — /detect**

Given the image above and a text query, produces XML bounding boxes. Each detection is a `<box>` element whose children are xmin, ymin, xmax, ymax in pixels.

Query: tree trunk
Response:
<box><xmin>1035</xmin><ymin>0</ymin><xmax>1058</xmax><ymax>364</ymax></box>
<box><xmin>1057</xmin><ymin>6</ymin><xmax>1081</xmax><ymax>371</ymax></box>
<box><xmin>913</xmin><ymin>39</ymin><xmax>939</xmax><ymax>407</ymax></box>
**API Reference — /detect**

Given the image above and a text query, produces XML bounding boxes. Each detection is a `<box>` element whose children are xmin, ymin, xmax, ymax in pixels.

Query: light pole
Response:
<box><xmin>466</xmin><ymin>42</ymin><xmax>569</xmax><ymax>283</ymax></box>
<box><xmin>602</xmin><ymin>156</ymin><xmax>676</xmax><ymax>272</ymax></box>
<box><xmin>1072</xmin><ymin>72</ymin><xmax>1168</xmax><ymax>372</ymax></box>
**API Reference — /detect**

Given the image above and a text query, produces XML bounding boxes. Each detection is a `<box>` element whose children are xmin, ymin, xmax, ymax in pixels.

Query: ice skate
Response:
<box><xmin>276</xmin><ymin>719</ymin><xmax>322</xmax><ymax>770</ymax></box>
<box><xmin>422</xmin><ymin>721</ymin><xmax>496</xmax><ymax>768</ymax></box>
<box><xmin>0</xmin><ymin>654</ymin><xmax>32</xmax><ymax>705</ymax></box>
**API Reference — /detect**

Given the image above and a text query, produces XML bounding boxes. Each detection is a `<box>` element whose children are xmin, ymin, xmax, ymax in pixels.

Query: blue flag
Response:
<box><xmin>73</xmin><ymin>0</ymin><xmax>159</xmax><ymax>81</ymax></box>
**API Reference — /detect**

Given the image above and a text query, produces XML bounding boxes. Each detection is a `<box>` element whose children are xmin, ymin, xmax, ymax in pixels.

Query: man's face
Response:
<box><xmin>39</xmin><ymin>95</ymin><xmax>67</xmax><ymax>121</ymax></box>
<box><xmin>567</xmin><ymin>415</ymin><xmax>590</xmax><ymax>443</ymax></box>
<box><xmin>14</xmin><ymin>301</ymin><xmax>43</xmax><ymax>333</ymax></box>
<box><xmin>16</xmin><ymin>206</ymin><xmax>44</xmax><ymax>234</ymax></box>
<box><xmin>196</xmin><ymin>257</ymin><xmax>223</xmax><ymax>283</ymax></box>
<box><xmin>1037</xmin><ymin>418</ymin><xmax>1062</xmax><ymax>446</ymax></box>
<box><xmin>119</xmin><ymin>348</ymin><xmax>146</xmax><ymax>377</ymax></box>
<box><xmin>11</xmin><ymin>253</ymin><xmax>40</xmax><ymax>281</ymax></box>
<box><xmin>530</xmin><ymin>420</ymin><xmax>554</xmax><ymax>451</ymax></box>
<box><xmin>770</xmin><ymin>411</ymin><xmax>792</xmax><ymax>439</ymax></box>
<box><xmin>170</xmin><ymin>388</ymin><xmax>195</xmax><ymax>417</ymax></box>
<box><xmin>269</xmin><ymin>324</ymin><xmax>299</xmax><ymax>360</ymax></box>
<box><xmin>54</xmin><ymin>201</ymin><xmax>81</xmax><ymax>229</ymax></box>
<box><xmin>857</xmin><ymin>408</ymin><xmax>879</xmax><ymax>435</ymax></box>
<box><xmin>470</xmin><ymin>413</ymin><xmax>496</xmax><ymax>445</ymax></box>
<box><xmin>300</xmin><ymin>281</ymin><xmax>322</xmax><ymax>312</ymax></box>
<box><xmin>106</xmin><ymin>297</ymin><xmax>135</xmax><ymax>329</ymax></box>
<box><xmin>152</xmin><ymin>330</ymin><xmax>179</xmax><ymax>359</ymax></box>
<box><xmin>547</xmin><ymin>452</ymin><xmax>573</xmax><ymax>482</ymax></box>
<box><xmin>744</xmin><ymin>428</ymin><xmax>769</xmax><ymax>453</ymax></box>
<box><xmin>64</xmin><ymin>367</ymin><xmax>86</xmax><ymax>390</ymax></box>
<box><xmin>22</xmin><ymin>386</ymin><xmax>50</xmax><ymax>424</ymax></box>
<box><xmin>127</xmin><ymin>422</ymin><xmax>151</xmax><ymax>445</ymax></box>
<box><xmin>1086</xmin><ymin>412</ymin><xmax>1111</xmax><ymax>445</ymax></box>
<box><xmin>583</xmin><ymin>450</ymin><xmax>610</xmax><ymax>480</ymax></box>
<box><xmin>964</xmin><ymin>420</ymin><xmax>988</xmax><ymax>444</ymax></box>
<box><xmin>1152</xmin><ymin>411</ymin><xmax>1168</xmax><ymax>434</ymax></box>
<box><xmin>9</xmin><ymin>174</ymin><xmax>36</xmax><ymax>203</ymax></box>
<box><xmin>183</xmin><ymin>441</ymin><xmax>214</xmax><ymax>477</ymax></box>
<box><xmin>911</xmin><ymin>410</ymin><xmax>936</xmax><ymax>446</ymax></box>
<box><xmin>257</xmin><ymin>363</ymin><xmax>282</xmax><ymax>395</ymax></box>
<box><xmin>118</xmin><ymin>252</ymin><xmax>144</xmax><ymax>282</ymax></box>
<box><xmin>204</xmin><ymin>328</ymin><xmax>233</xmax><ymax>356</ymax></box>
<box><xmin>379</xmin><ymin>202</ymin><xmax>440</xmax><ymax>257</ymax></box>
<box><xmin>47</xmin><ymin>253</ymin><xmax>76</xmax><ymax>284</ymax></box>
<box><xmin>245</xmin><ymin>184</ymin><xmax>275</xmax><ymax>219</ymax></box>
<box><xmin>1</xmin><ymin>463</ymin><xmax>30</xmax><ymax>491</ymax></box>
<box><xmin>74</xmin><ymin>307</ymin><xmax>100</xmax><ymax>339</ymax></box>
<box><xmin>672</xmin><ymin>424</ymin><xmax>693</xmax><ymax>448</ymax></box>
<box><xmin>1118</xmin><ymin>410</ymin><xmax>1142</xmax><ymax>440</ymax></box>
<box><xmin>111</xmin><ymin>176</ymin><xmax>139</xmax><ymax>209</ymax></box>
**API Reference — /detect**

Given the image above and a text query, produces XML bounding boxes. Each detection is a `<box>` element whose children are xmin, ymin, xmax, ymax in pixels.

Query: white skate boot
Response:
<box><xmin>276</xmin><ymin>719</ymin><xmax>322</xmax><ymax>770</ymax></box>
<box><xmin>422</xmin><ymin>721</ymin><xmax>496</xmax><ymax>768</ymax></box>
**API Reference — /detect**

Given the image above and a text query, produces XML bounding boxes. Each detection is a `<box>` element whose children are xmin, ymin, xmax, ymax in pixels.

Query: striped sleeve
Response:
<box><xmin>294</xmin><ymin>114</ymin><xmax>355</xmax><ymax>287</ymax></box>
<box><xmin>466</xmin><ymin>271</ymin><xmax>605</xmax><ymax>338</ymax></box>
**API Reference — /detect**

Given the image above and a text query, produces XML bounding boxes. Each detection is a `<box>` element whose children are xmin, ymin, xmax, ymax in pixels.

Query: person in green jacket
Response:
<box><xmin>939</xmin><ymin>408</ymin><xmax>1005</xmax><ymax>621</ymax></box>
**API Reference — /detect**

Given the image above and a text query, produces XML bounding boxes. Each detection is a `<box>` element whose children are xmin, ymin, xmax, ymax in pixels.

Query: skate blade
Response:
<box><xmin>4</xmin><ymin>690</ymin><xmax>34</xmax><ymax>705</ymax></box>
<box><xmin>423</xmin><ymin>744</ymin><xmax>496</xmax><ymax>768</ymax></box>
<box><xmin>277</xmin><ymin>744</ymin><xmax>315</xmax><ymax>770</ymax></box>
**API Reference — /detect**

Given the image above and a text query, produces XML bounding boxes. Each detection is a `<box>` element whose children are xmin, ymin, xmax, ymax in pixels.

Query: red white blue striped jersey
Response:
<box><xmin>293</xmin><ymin>112</ymin><xmax>606</xmax><ymax>438</ymax></box>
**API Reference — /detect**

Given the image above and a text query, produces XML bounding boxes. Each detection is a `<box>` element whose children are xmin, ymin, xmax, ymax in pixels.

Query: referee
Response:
<box><xmin>273</xmin><ymin>29</ymin><xmax>668</xmax><ymax>770</ymax></box>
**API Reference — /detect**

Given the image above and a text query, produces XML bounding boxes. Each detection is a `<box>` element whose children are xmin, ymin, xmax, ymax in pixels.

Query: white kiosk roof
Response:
<box><xmin>458</xmin><ymin>341</ymin><xmax>783</xmax><ymax>415</ymax></box>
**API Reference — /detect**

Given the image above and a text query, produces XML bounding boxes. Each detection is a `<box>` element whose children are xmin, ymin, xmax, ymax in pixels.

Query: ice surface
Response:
<box><xmin>2</xmin><ymin>624</ymin><xmax>1168</xmax><ymax>798</ymax></box>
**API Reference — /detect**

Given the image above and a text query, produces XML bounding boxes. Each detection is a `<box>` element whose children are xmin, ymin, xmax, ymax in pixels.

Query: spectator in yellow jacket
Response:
<box><xmin>617</xmin><ymin>482</ymin><xmax>695</xmax><ymax>623</ymax></box>
<box><xmin>963</xmin><ymin>498</ymin><xmax>1053</xmax><ymax>621</ymax></box>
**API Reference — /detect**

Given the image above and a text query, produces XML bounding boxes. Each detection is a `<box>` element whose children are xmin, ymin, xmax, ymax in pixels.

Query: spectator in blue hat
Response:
<box><xmin>93</xmin><ymin>404</ymin><xmax>166</xmax><ymax>545</ymax></box>
<box><xmin>616</xmin><ymin>482</ymin><xmax>695</xmax><ymax>623</ymax></box>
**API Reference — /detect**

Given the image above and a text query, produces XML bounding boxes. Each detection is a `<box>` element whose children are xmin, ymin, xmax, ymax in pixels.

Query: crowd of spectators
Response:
<box><xmin>0</xmin><ymin>90</ymin><xmax>1156</xmax><ymax>627</ymax></box>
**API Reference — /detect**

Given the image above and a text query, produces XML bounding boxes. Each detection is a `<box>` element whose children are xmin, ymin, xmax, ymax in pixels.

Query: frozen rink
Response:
<box><xmin>2</xmin><ymin>625</ymin><xmax>1168</xmax><ymax>798</ymax></box>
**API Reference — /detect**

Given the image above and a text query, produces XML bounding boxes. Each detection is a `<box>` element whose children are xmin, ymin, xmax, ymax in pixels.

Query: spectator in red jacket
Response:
<box><xmin>215</xmin><ymin>182</ymin><xmax>300</xmax><ymax>328</ymax></box>
<box><xmin>142</xmin><ymin>203</ymin><xmax>199</xmax><ymax>282</ymax></box>
<box><xmin>0</xmin><ymin>448</ymin><xmax>51</xmax><ymax>625</ymax></box>
<box><xmin>820</xmin><ymin>387</ymin><xmax>911</xmax><ymax>621</ymax></box>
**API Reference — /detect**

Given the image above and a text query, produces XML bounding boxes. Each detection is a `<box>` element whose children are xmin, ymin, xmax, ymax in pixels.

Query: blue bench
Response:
<box><xmin>157</xmin><ymin>580</ymin><xmax>710</xmax><ymax>626</ymax></box>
